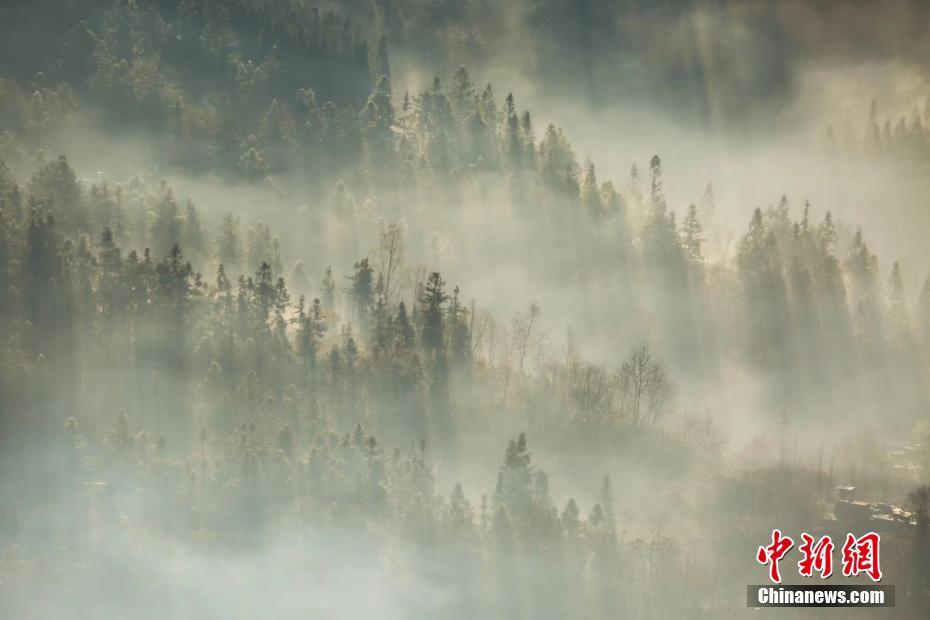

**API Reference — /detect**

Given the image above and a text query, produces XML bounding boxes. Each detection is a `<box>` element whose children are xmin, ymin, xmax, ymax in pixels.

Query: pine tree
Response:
<box><xmin>681</xmin><ymin>204</ymin><xmax>704</xmax><ymax>262</ymax></box>
<box><xmin>495</xmin><ymin>432</ymin><xmax>534</xmax><ymax>518</ymax></box>
<box><xmin>150</xmin><ymin>185</ymin><xmax>183</xmax><ymax>257</ymax></box>
<box><xmin>466</xmin><ymin>106</ymin><xmax>491</xmax><ymax>165</ymax></box>
<box><xmin>479</xmin><ymin>84</ymin><xmax>497</xmax><ymax>133</ymax></box>
<box><xmin>420</xmin><ymin>77</ymin><xmax>455</xmax><ymax>170</ymax></box>
<box><xmin>349</xmin><ymin>258</ymin><xmax>374</xmax><ymax>327</ymax></box>
<box><xmin>520</xmin><ymin>111</ymin><xmax>536</xmax><ymax>169</ymax></box>
<box><xmin>255</xmin><ymin>262</ymin><xmax>275</xmax><ymax>323</ymax></box>
<box><xmin>332</xmin><ymin>181</ymin><xmax>355</xmax><ymax>218</ymax></box>
<box><xmin>503</xmin><ymin>93</ymin><xmax>521</xmax><ymax>167</ymax></box>
<box><xmin>446</xmin><ymin>482</ymin><xmax>473</xmax><ymax>535</ymax></box>
<box><xmin>818</xmin><ymin>211</ymin><xmax>837</xmax><ymax>251</ymax></box>
<box><xmin>649</xmin><ymin>154</ymin><xmax>665</xmax><ymax>216</ymax></box>
<box><xmin>396</xmin><ymin>301</ymin><xmax>415</xmax><ymax>349</ymax></box>
<box><xmin>581</xmin><ymin>161</ymin><xmax>603</xmax><ymax>217</ymax></box>
<box><xmin>322</xmin><ymin>266</ymin><xmax>336</xmax><ymax>315</ymax></box>
<box><xmin>289</xmin><ymin>260</ymin><xmax>310</xmax><ymax>292</ymax></box>
<box><xmin>449</xmin><ymin>66</ymin><xmax>475</xmax><ymax>123</ymax></box>
<box><xmin>698</xmin><ymin>182</ymin><xmax>715</xmax><ymax>224</ymax></box>
<box><xmin>239</xmin><ymin>134</ymin><xmax>269</xmax><ymax>178</ymax></box>
<box><xmin>628</xmin><ymin>164</ymin><xmax>641</xmax><ymax>205</ymax></box>
<box><xmin>845</xmin><ymin>228</ymin><xmax>878</xmax><ymax>304</ymax></box>
<box><xmin>420</xmin><ymin>272</ymin><xmax>448</xmax><ymax>355</ymax></box>
<box><xmin>184</xmin><ymin>200</ymin><xmax>206</xmax><ymax>262</ymax></box>
<box><xmin>888</xmin><ymin>261</ymin><xmax>910</xmax><ymax>346</ymax></box>
<box><xmin>561</xmin><ymin>498</ymin><xmax>580</xmax><ymax>533</ymax></box>
<box><xmin>447</xmin><ymin>286</ymin><xmax>471</xmax><ymax>365</ymax></box>
<box><xmin>362</xmin><ymin>75</ymin><xmax>395</xmax><ymax>162</ymax></box>
<box><xmin>800</xmin><ymin>201</ymin><xmax>811</xmax><ymax>237</ymax></box>
<box><xmin>27</xmin><ymin>155</ymin><xmax>88</xmax><ymax>233</ymax></box>
<box><xmin>310</xmin><ymin>297</ymin><xmax>326</xmax><ymax>341</ymax></box>
<box><xmin>217</xmin><ymin>213</ymin><xmax>243</xmax><ymax>272</ymax></box>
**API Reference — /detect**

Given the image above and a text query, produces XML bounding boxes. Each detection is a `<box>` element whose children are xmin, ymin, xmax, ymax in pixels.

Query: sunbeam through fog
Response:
<box><xmin>2</xmin><ymin>1</ymin><xmax>930</xmax><ymax>618</ymax></box>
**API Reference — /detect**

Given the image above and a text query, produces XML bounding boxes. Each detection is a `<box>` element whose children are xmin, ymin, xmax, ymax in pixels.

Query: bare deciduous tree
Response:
<box><xmin>570</xmin><ymin>363</ymin><xmax>614</xmax><ymax>421</ymax></box>
<box><xmin>511</xmin><ymin>302</ymin><xmax>541</xmax><ymax>372</ymax></box>
<box><xmin>469</xmin><ymin>301</ymin><xmax>496</xmax><ymax>363</ymax></box>
<box><xmin>617</xmin><ymin>343</ymin><xmax>672</xmax><ymax>427</ymax></box>
<box><xmin>375</xmin><ymin>222</ymin><xmax>406</xmax><ymax>305</ymax></box>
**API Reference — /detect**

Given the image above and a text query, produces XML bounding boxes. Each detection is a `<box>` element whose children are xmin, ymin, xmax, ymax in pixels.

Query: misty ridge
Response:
<box><xmin>3</xmin><ymin>1</ymin><xmax>930</xmax><ymax>619</ymax></box>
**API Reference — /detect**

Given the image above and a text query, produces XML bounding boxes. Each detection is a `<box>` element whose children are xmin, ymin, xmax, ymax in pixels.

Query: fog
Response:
<box><xmin>2</xmin><ymin>1</ymin><xmax>930</xmax><ymax>618</ymax></box>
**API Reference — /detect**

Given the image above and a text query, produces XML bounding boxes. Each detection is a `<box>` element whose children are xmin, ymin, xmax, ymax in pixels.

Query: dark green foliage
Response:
<box><xmin>420</xmin><ymin>271</ymin><xmax>447</xmax><ymax>355</ymax></box>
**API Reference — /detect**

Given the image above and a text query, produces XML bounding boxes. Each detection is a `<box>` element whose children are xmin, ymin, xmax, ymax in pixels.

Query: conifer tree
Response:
<box><xmin>581</xmin><ymin>161</ymin><xmax>603</xmax><ymax>217</ymax></box>
<box><xmin>420</xmin><ymin>272</ymin><xmax>448</xmax><ymax>355</ymax></box>
<box><xmin>449</xmin><ymin>66</ymin><xmax>475</xmax><ymax>123</ymax></box>
<box><xmin>217</xmin><ymin>214</ymin><xmax>243</xmax><ymax>273</ymax></box>
<box><xmin>349</xmin><ymin>258</ymin><xmax>374</xmax><ymax>327</ymax></box>
<box><xmin>649</xmin><ymin>154</ymin><xmax>665</xmax><ymax>216</ymax></box>
<box><xmin>681</xmin><ymin>204</ymin><xmax>704</xmax><ymax>263</ymax></box>
<box><xmin>362</xmin><ymin>75</ymin><xmax>395</xmax><ymax>163</ymax></box>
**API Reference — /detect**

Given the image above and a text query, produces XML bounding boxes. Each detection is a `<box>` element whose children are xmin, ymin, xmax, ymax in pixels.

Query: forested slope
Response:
<box><xmin>2</xmin><ymin>1</ymin><xmax>930</xmax><ymax>618</ymax></box>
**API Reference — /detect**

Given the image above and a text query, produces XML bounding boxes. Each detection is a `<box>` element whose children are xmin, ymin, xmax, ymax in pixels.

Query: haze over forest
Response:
<box><xmin>3</xmin><ymin>1</ymin><xmax>930</xmax><ymax>618</ymax></box>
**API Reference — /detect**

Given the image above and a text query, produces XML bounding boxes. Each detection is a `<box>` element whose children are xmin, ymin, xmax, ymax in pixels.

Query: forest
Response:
<box><xmin>2</xmin><ymin>1</ymin><xmax>930</xmax><ymax>618</ymax></box>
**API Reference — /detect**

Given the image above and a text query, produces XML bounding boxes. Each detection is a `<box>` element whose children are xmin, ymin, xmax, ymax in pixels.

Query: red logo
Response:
<box><xmin>841</xmin><ymin>532</ymin><xmax>882</xmax><ymax>582</ymax></box>
<box><xmin>757</xmin><ymin>530</ymin><xmax>882</xmax><ymax>583</ymax></box>
<box><xmin>756</xmin><ymin>529</ymin><xmax>794</xmax><ymax>584</ymax></box>
<box><xmin>798</xmin><ymin>533</ymin><xmax>834</xmax><ymax>579</ymax></box>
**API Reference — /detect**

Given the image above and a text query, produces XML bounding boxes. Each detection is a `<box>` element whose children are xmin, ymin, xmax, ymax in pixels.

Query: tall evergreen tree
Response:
<box><xmin>420</xmin><ymin>271</ymin><xmax>448</xmax><ymax>355</ymax></box>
